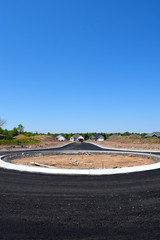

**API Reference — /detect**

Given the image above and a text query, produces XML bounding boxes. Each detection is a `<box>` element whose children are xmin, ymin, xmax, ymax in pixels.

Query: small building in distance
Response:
<box><xmin>144</xmin><ymin>132</ymin><xmax>160</xmax><ymax>139</ymax></box>
<box><xmin>89</xmin><ymin>135</ymin><xmax>97</xmax><ymax>141</ymax></box>
<box><xmin>108</xmin><ymin>134</ymin><xmax>120</xmax><ymax>139</ymax></box>
<box><xmin>130</xmin><ymin>134</ymin><xmax>141</xmax><ymax>138</ymax></box>
<box><xmin>54</xmin><ymin>134</ymin><xmax>66</xmax><ymax>141</ymax></box>
<box><xmin>70</xmin><ymin>134</ymin><xmax>84</xmax><ymax>142</ymax></box>
<box><xmin>89</xmin><ymin>133</ymin><xmax>104</xmax><ymax>141</ymax></box>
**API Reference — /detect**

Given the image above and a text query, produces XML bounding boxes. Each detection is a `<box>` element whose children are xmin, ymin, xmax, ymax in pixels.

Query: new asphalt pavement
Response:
<box><xmin>1</xmin><ymin>142</ymin><xmax>160</xmax><ymax>155</ymax></box>
<box><xmin>0</xmin><ymin>142</ymin><xmax>160</xmax><ymax>239</ymax></box>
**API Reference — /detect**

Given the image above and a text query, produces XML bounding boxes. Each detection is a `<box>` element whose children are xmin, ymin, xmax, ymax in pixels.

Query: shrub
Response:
<box><xmin>0</xmin><ymin>137</ymin><xmax>40</xmax><ymax>145</ymax></box>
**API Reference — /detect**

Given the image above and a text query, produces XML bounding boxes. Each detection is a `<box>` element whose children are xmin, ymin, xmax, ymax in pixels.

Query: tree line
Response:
<box><xmin>0</xmin><ymin>117</ymin><xmax>147</xmax><ymax>141</ymax></box>
<box><xmin>0</xmin><ymin>123</ymin><xmax>24</xmax><ymax>140</ymax></box>
<box><xmin>49</xmin><ymin>132</ymin><xmax>147</xmax><ymax>140</ymax></box>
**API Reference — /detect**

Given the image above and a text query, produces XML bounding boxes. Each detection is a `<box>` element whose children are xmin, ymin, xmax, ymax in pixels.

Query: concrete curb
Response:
<box><xmin>1</xmin><ymin>150</ymin><xmax>160</xmax><ymax>175</ymax></box>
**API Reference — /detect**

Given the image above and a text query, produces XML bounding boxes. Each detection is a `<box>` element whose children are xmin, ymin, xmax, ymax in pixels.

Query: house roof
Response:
<box><xmin>89</xmin><ymin>135</ymin><xmax>97</xmax><ymax>139</ymax></box>
<box><xmin>54</xmin><ymin>134</ymin><xmax>65</xmax><ymax>139</ymax></box>
<box><xmin>58</xmin><ymin>135</ymin><xmax>65</xmax><ymax>138</ymax></box>
<box><xmin>71</xmin><ymin>134</ymin><xmax>82</xmax><ymax>138</ymax></box>
<box><xmin>89</xmin><ymin>134</ymin><xmax>104</xmax><ymax>140</ymax></box>
<box><xmin>54</xmin><ymin>134</ymin><xmax>61</xmax><ymax>138</ymax></box>
<box><xmin>144</xmin><ymin>134</ymin><xmax>152</xmax><ymax>138</ymax></box>
<box><xmin>152</xmin><ymin>132</ymin><xmax>160</xmax><ymax>137</ymax></box>
<box><xmin>72</xmin><ymin>134</ymin><xmax>81</xmax><ymax>138</ymax></box>
<box><xmin>145</xmin><ymin>132</ymin><xmax>160</xmax><ymax>138</ymax></box>
<box><xmin>130</xmin><ymin>134</ymin><xmax>141</xmax><ymax>138</ymax></box>
<box><xmin>97</xmin><ymin>135</ymin><xmax>104</xmax><ymax>139</ymax></box>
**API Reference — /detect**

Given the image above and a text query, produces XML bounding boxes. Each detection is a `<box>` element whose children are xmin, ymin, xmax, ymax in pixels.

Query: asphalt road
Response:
<box><xmin>1</xmin><ymin>142</ymin><xmax>160</xmax><ymax>155</ymax></box>
<box><xmin>1</xmin><ymin>142</ymin><xmax>160</xmax><ymax>239</ymax></box>
<box><xmin>1</xmin><ymin>168</ymin><xmax>160</xmax><ymax>240</ymax></box>
<box><xmin>0</xmin><ymin>142</ymin><xmax>105</xmax><ymax>155</ymax></box>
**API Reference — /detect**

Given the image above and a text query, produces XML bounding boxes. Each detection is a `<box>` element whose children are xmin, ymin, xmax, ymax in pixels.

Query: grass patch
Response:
<box><xmin>0</xmin><ymin>137</ymin><xmax>40</xmax><ymax>145</ymax></box>
<box><xmin>145</xmin><ymin>137</ymin><xmax>157</xmax><ymax>140</ymax></box>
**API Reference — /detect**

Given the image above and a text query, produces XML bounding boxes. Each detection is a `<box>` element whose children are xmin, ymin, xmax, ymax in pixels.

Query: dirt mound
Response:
<box><xmin>107</xmin><ymin>136</ymin><xmax>159</xmax><ymax>144</ymax></box>
<box><xmin>94</xmin><ymin>135</ymin><xmax>160</xmax><ymax>150</ymax></box>
<box><xmin>107</xmin><ymin>136</ymin><xmax>141</xmax><ymax>143</ymax></box>
<box><xmin>13</xmin><ymin>134</ymin><xmax>27</xmax><ymax>139</ymax></box>
<box><xmin>32</xmin><ymin>135</ymin><xmax>58</xmax><ymax>142</ymax></box>
<box><xmin>0</xmin><ymin>135</ymin><xmax>67</xmax><ymax>151</ymax></box>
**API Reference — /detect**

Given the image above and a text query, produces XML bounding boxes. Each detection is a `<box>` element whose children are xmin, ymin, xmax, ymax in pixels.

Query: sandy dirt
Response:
<box><xmin>1</xmin><ymin>135</ymin><xmax>160</xmax><ymax>152</ymax></box>
<box><xmin>88</xmin><ymin>136</ymin><xmax>160</xmax><ymax>150</ymax></box>
<box><xmin>0</xmin><ymin>135</ymin><xmax>68</xmax><ymax>151</ymax></box>
<box><xmin>12</xmin><ymin>154</ymin><xmax>154</xmax><ymax>169</ymax></box>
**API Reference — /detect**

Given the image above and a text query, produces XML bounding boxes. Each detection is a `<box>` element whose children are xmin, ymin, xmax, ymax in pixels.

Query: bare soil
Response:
<box><xmin>0</xmin><ymin>135</ymin><xmax>68</xmax><ymax>151</ymax></box>
<box><xmin>11</xmin><ymin>154</ymin><xmax>154</xmax><ymax>169</ymax></box>
<box><xmin>1</xmin><ymin>135</ymin><xmax>160</xmax><ymax>152</ymax></box>
<box><xmin>89</xmin><ymin>136</ymin><xmax>160</xmax><ymax>150</ymax></box>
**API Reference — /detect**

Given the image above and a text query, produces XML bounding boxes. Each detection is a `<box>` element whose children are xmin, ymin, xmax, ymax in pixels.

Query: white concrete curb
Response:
<box><xmin>1</xmin><ymin>152</ymin><xmax>160</xmax><ymax>175</ymax></box>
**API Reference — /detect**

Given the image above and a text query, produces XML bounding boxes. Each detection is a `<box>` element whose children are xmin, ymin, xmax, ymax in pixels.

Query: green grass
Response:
<box><xmin>146</xmin><ymin>137</ymin><xmax>157</xmax><ymax>140</ymax></box>
<box><xmin>0</xmin><ymin>137</ymin><xmax>40</xmax><ymax>145</ymax></box>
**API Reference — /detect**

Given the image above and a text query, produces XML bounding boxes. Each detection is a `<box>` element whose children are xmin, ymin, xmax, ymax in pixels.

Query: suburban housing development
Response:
<box><xmin>53</xmin><ymin>132</ymin><xmax>160</xmax><ymax>142</ymax></box>
<box><xmin>89</xmin><ymin>133</ymin><xmax>104</xmax><ymax>141</ymax></box>
<box><xmin>54</xmin><ymin>133</ymin><xmax>105</xmax><ymax>142</ymax></box>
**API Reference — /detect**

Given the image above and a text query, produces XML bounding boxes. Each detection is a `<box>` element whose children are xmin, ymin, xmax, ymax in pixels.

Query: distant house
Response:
<box><xmin>89</xmin><ymin>133</ymin><xmax>104</xmax><ymax>141</ymax></box>
<box><xmin>89</xmin><ymin>135</ymin><xmax>97</xmax><ymax>141</ymax></box>
<box><xmin>108</xmin><ymin>134</ymin><xmax>119</xmax><ymax>139</ymax></box>
<box><xmin>144</xmin><ymin>132</ymin><xmax>160</xmax><ymax>139</ymax></box>
<box><xmin>130</xmin><ymin>134</ymin><xmax>141</xmax><ymax>138</ymax></box>
<box><xmin>54</xmin><ymin>134</ymin><xmax>66</xmax><ymax>141</ymax></box>
<box><xmin>70</xmin><ymin>134</ymin><xmax>84</xmax><ymax>142</ymax></box>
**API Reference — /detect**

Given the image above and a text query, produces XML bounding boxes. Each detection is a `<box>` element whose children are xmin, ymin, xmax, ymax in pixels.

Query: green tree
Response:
<box><xmin>17</xmin><ymin>124</ymin><xmax>24</xmax><ymax>133</ymax></box>
<box><xmin>0</xmin><ymin>118</ymin><xmax>6</xmax><ymax>128</ymax></box>
<box><xmin>84</xmin><ymin>133</ymin><xmax>89</xmax><ymax>140</ymax></box>
<box><xmin>141</xmin><ymin>133</ymin><xmax>147</xmax><ymax>138</ymax></box>
<box><xmin>12</xmin><ymin>127</ymin><xmax>19</xmax><ymax>136</ymax></box>
<box><xmin>3</xmin><ymin>129</ymin><xmax>9</xmax><ymax>139</ymax></box>
<box><xmin>122</xmin><ymin>131</ymin><xmax>130</xmax><ymax>136</ymax></box>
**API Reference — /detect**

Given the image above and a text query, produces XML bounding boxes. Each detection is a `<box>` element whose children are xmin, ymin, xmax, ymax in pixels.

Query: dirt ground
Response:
<box><xmin>12</xmin><ymin>154</ymin><xmax>154</xmax><ymax>169</ymax></box>
<box><xmin>0</xmin><ymin>135</ymin><xmax>68</xmax><ymax>151</ymax></box>
<box><xmin>89</xmin><ymin>136</ymin><xmax>160</xmax><ymax>150</ymax></box>
<box><xmin>1</xmin><ymin>135</ymin><xmax>160</xmax><ymax>152</ymax></box>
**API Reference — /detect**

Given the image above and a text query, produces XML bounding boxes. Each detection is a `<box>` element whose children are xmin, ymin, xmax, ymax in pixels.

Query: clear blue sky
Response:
<box><xmin>0</xmin><ymin>0</ymin><xmax>160</xmax><ymax>133</ymax></box>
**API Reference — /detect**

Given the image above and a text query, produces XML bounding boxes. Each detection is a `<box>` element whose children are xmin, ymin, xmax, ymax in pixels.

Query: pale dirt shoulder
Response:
<box><xmin>88</xmin><ymin>136</ymin><xmax>160</xmax><ymax>151</ymax></box>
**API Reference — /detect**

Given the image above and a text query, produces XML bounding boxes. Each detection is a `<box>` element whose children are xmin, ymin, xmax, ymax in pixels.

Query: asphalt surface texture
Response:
<box><xmin>0</xmin><ymin>142</ymin><xmax>104</xmax><ymax>155</ymax></box>
<box><xmin>1</xmin><ymin>142</ymin><xmax>160</xmax><ymax>155</ymax></box>
<box><xmin>1</xmin><ymin>142</ymin><xmax>160</xmax><ymax>239</ymax></box>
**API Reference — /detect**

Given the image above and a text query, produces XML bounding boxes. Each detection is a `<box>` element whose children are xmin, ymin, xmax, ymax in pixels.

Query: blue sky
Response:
<box><xmin>0</xmin><ymin>0</ymin><xmax>160</xmax><ymax>133</ymax></box>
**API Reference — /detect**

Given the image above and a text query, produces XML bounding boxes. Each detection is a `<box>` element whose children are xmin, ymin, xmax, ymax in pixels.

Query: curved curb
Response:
<box><xmin>88</xmin><ymin>141</ymin><xmax>160</xmax><ymax>153</ymax></box>
<box><xmin>0</xmin><ymin>142</ymin><xmax>73</xmax><ymax>154</ymax></box>
<box><xmin>1</xmin><ymin>151</ymin><xmax>160</xmax><ymax>175</ymax></box>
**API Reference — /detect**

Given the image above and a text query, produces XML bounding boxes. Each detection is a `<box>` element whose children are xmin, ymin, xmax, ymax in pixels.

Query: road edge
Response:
<box><xmin>1</xmin><ymin>151</ymin><xmax>160</xmax><ymax>175</ymax></box>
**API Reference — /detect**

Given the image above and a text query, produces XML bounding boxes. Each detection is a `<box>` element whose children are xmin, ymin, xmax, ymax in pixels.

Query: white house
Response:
<box><xmin>89</xmin><ymin>134</ymin><xmax>104</xmax><ymax>141</ymax></box>
<box><xmin>54</xmin><ymin>134</ymin><xmax>66</xmax><ymax>141</ymax></box>
<box><xmin>97</xmin><ymin>135</ymin><xmax>104</xmax><ymax>141</ymax></box>
<box><xmin>70</xmin><ymin>134</ymin><xmax>84</xmax><ymax>142</ymax></box>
